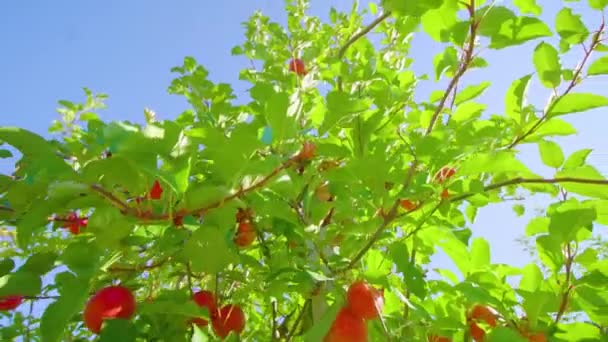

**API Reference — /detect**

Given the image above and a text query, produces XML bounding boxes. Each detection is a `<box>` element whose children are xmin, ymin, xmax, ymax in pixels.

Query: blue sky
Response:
<box><xmin>0</xmin><ymin>0</ymin><xmax>607</xmax><ymax>329</ymax></box>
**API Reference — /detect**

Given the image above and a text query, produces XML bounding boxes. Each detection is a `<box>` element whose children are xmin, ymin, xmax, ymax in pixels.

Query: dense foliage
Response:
<box><xmin>1</xmin><ymin>0</ymin><xmax>607</xmax><ymax>341</ymax></box>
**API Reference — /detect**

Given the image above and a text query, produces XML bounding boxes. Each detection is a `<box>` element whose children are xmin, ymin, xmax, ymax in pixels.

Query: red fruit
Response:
<box><xmin>346</xmin><ymin>281</ymin><xmax>384</xmax><ymax>320</ymax></box>
<box><xmin>467</xmin><ymin>304</ymin><xmax>497</xmax><ymax>327</ymax></box>
<box><xmin>191</xmin><ymin>290</ymin><xmax>217</xmax><ymax>327</ymax></box>
<box><xmin>235</xmin><ymin>208</ymin><xmax>253</xmax><ymax>223</ymax></box>
<box><xmin>234</xmin><ymin>221</ymin><xmax>256</xmax><ymax>248</ymax></box>
<box><xmin>323</xmin><ymin>307</ymin><xmax>367</xmax><ymax>342</ymax></box>
<box><xmin>288</xmin><ymin>58</ymin><xmax>307</xmax><ymax>76</ymax></box>
<box><xmin>441</xmin><ymin>189</ymin><xmax>450</xmax><ymax>200</ymax></box>
<box><xmin>149</xmin><ymin>180</ymin><xmax>163</xmax><ymax>200</ymax></box>
<box><xmin>400</xmin><ymin>199</ymin><xmax>417</xmax><ymax>211</ymax></box>
<box><xmin>83</xmin><ymin>285</ymin><xmax>136</xmax><ymax>334</ymax></box>
<box><xmin>63</xmin><ymin>212</ymin><xmax>88</xmax><ymax>235</ymax></box>
<box><xmin>527</xmin><ymin>333</ymin><xmax>547</xmax><ymax>342</ymax></box>
<box><xmin>469</xmin><ymin>322</ymin><xmax>485</xmax><ymax>341</ymax></box>
<box><xmin>296</xmin><ymin>141</ymin><xmax>316</xmax><ymax>161</ymax></box>
<box><xmin>212</xmin><ymin>304</ymin><xmax>246</xmax><ymax>339</ymax></box>
<box><xmin>428</xmin><ymin>335</ymin><xmax>452</xmax><ymax>342</ymax></box>
<box><xmin>434</xmin><ymin>167</ymin><xmax>456</xmax><ymax>183</ymax></box>
<box><xmin>0</xmin><ymin>295</ymin><xmax>23</xmax><ymax>311</ymax></box>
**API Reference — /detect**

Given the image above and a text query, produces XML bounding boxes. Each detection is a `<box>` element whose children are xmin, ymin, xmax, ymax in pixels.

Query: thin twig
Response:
<box><xmin>286</xmin><ymin>300</ymin><xmax>310</xmax><ymax>342</ymax></box>
<box><xmin>337</xmin><ymin>12</ymin><xmax>392</xmax><ymax>59</ymax></box>
<box><xmin>108</xmin><ymin>257</ymin><xmax>170</xmax><ymax>272</ymax></box>
<box><xmin>507</xmin><ymin>19</ymin><xmax>605</xmax><ymax>148</ymax></box>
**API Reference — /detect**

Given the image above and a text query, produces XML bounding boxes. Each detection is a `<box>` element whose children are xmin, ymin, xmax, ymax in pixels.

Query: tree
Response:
<box><xmin>0</xmin><ymin>0</ymin><xmax>607</xmax><ymax>341</ymax></box>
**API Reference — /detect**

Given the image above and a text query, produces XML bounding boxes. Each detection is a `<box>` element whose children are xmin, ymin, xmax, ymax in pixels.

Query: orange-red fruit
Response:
<box><xmin>191</xmin><ymin>290</ymin><xmax>217</xmax><ymax>327</ymax></box>
<box><xmin>469</xmin><ymin>321</ymin><xmax>486</xmax><ymax>341</ymax></box>
<box><xmin>441</xmin><ymin>189</ymin><xmax>450</xmax><ymax>200</ymax></box>
<box><xmin>400</xmin><ymin>199</ymin><xmax>417</xmax><ymax>211</ymax></box>
<box><xmin>83</xmin><ymin>285</ymin><xmax>136</xmax><ymax>334</ymax></box>
<box><xmin>212</xmin><ymin>304</ymin><xmax>246</xmax><ymax>339</ymax></box>
<box><xmin>234</xmin><ymin>221</ymin><xmax>256</xmax><ymax>248</ymax></box>
<box><xmin>468</xmin><ymin>304</ymin><xmax>497</xmax><ymax>327</ymax></box>
<box><xmin>323</xmin><ymin>307</ymin><xmax>368</xmax><ymax>342</ymax></box>
<box><xmin>434</xmin><ymin>167</ymin><xmax>456</xmax><ymax>183</ymax></box>
<box><xmin>63</xmin><ymin>212</ymin><xmax>88</xmax><ymax>235</ymax></box>
<box><xmin>0</xmin><ymin>295</ymin><xmax>23</xmax><ymax>311</ymax></box>
<box><xmin>297</xmin><ymin>141</ymin><xmax>316</xmax><ymax>161</ymax></box>
<box><xmin>346</xmin><ymin>281</ymin><xmax>384</xmax><ymax>320</ymax></box>
<box><xmin>149</xmin><ymin>180</ymin><xmax>163</xmax><ymax>200</ymax></box>
<box><xmin>526</xmin><ymin>333</ymin><xmax>547</xmax><ymax>342</ymax></box>
<box><xmin>428</xmin><ymin>335</ymin><xmax>452</xmax><ymax>342</ymax></box>
<box><xmin>288</xmin><ymin>58</ymin><xmax>307</xmax><ymax>76</ymax></box>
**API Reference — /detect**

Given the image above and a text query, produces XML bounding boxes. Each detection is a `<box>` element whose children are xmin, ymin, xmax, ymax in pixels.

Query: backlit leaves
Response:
<box><xmin>533</xmin><ymin>42</ymin><xmax>561</xmax><ymax>88</ymax></box>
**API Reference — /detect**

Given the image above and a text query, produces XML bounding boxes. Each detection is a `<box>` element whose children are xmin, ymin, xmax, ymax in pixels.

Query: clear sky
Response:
<box><xmin>0</xmin><ymin>0</ymin><xmax>607</xmax><ymax>327</ymax></box>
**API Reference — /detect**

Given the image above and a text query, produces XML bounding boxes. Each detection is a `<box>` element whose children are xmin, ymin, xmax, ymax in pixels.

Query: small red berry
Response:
<box><xmin>400</xmin><ymin>199</ymin><xmax>417</xmax><ymax>211</ymax></box>
<box><xmin>0</xmin><ymin>295</ymin><xmax>23</xmax><ymax>311</ymax></box>
<box><xmin>441</xmin><ymin>189</ymin><xmax>450</xmax><ymax>200</ymax></box>
<box><xmin>434</xmin><ymin>167</ymin><xmax>456</xmax><ymax>183</ymax></box>
<box><xmin>296</xmin><ymin>141</ymin><xmax>316</xmax><ymax>161</ymax></box>
<box><xmin>288</xmin><ymin>58</ymin><xmax>307</xmax><ymax>76</ymax></box>
<box><xmin>234</xmin><ymin>221</ymin><xmax>256</xmax><ymax>248</ymax></box>
<box><xmin>149</xmin><ymin>180</ymin><xmax>163</xmax><ymax>200</ymax></box>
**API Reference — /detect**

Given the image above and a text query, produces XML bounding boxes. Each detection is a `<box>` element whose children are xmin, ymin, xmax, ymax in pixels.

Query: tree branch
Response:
<box><xmin>337</xmin><ymin>11</ymin><xmax>392</xmax><ymax>59</ymax></box>
<box><xmin>108</xmin><ymin>257</ymin><xmax>170</xmax><ymax>272</ymax></box>
<box><xmin>507</xmin><ymin>19</ymin><xmax>605</xmax><ymax>148</ymax></box>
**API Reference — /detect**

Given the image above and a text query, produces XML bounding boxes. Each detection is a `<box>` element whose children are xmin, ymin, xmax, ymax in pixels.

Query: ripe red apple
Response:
<box><xmin>346</xmin><ymin>281</ymin><xmax>384</xmax><ymax>320</ymax></box>
<box><xmin>234</xmin><ymin>221</ymin><xmax>256</xmax><ymax>248</ymax></box>
<box><xmin>212</xmin><ymin>304</ymin><xmax>246</xmax><ymax>339</ymax></box>
<box><xmin>191</xmin><ymin>290</ymin><xmax>217</xmax><ymax>327</ymax></box>
<box><xmin>83</xmin><ymin>285</ymin><xmax>136</xmax><ymax>334</ymax></box>
<box><xmin>323</xmin><ymin>307</ymin><xmax>367</xmax><ymax>342</ymax></box>
<box><xmin>434</xmin><ymin>167</ymin><xmax>456</xmax><ymax>183</ymax></box>
<box><xmin>0</xmin><ymin>295</ymin><xmax>23</xmax><ymax>311</ymax></box>
<box><xmin>149</xmin><ymin>180</ymin><xmax>163</xmax><ymax>200</ymax></box>
<box><xmin>288</xmin><ymin>58</ymin><xmax>307</xmax><ymax>76</ymax></box>
<box><xmin>400</xmin><ymin>199</ymin><xmax>417</xmax><ymax>211</ymax></box>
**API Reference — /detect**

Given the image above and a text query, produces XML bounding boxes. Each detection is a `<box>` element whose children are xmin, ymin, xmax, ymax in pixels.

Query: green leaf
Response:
<box><xmin>514</xmin><ymin>0</ymin><xmax>542</xmax><ymax>15</ymax></box>
<box><xmin>0</xmin><ymin>149</ymin><xmax>12</xmax><ymax>158</ymax></box>
<box><xmin>533</xmin><ymin>42</ymin><xmax>562</xmax><ymax>88</ymax></box>
<box><xmin>421</xmin><ymin>0</ymin><xmax>458</xmax><ymax>42</ymax></box>
<box><xmin>536</xmin><ymin>235</ymin><xmax>564</xmax><ymax>271</ymax></box>
<box><xmin>550</xmin><ymin>93</ymin><xmax>608</xmax><ymax>116</ymax></box>
<box><xmin>530</xmin><ymin>117</ymin><xmax>577</xmax><ymax>138</ymax></box>
<box><xmin>459</xmin><ymin>151</ymin><xmax>531</xmax><ymax>175</ymax></box>
<box><xmin>265</xmin><ymin>92</ymin><xmax>297</xmax><ymax>143</ymax></box>
<box><xmin>99</xmin><ymin>320</ymin><xmax>137</xmax><ymax>342</ymax></box>
<box><xmin>538</xmin><ymin>140</ymin><xmax>564</xmax><ymax>168</ymax></box>
<box><xmin>477</xmin><ymin>7</ymin><xmax>552</xmax><ymax>49</ymax></box>
<box><xmin>555</xmin><ymin>7</ymin><xmax>589</xmax><ymax>44</ymax></box>
<box><xmin>18</xmin><ymin>252</ymin><xmax>57</xmax><ymax>275</ymax></box>
<box><xmin>161</xmin><ymin>155</ymin><xmax>192</xmax><ymax>194</ymax></box>
<box><xmin>192</xmin><ymin>325</ymin><xmax>210</xmax><ymax>342</ymax></box>
<box><xmin>588</xmin><ymin>0</ymin><xmax>608</xmax><ymax>10</ymax></box>
<box><xmin>470</xmin><ymin>238</ymin><xmax>490</xmax><ymax>270</ymax></box>
<box><xmin>433</xmin><ymin>46</ymin><xmax>459</xmax><ymax>81</ymax></box>
<box><xmin>60</xmin><ymin>241</ymin><xmax>102</xmax><ymax>277</ymax></box>
<box><xmin>549</xmin><ymin>207</ymin><xmax>596</xmax><ymax>242</ymax></box>
<box><xmin>519</xmin><ymin>263</ymin><xmax>543</xmax><ymax>292</ymax></box>
<box><xmin>389</xmin><ymin>243</ymin><xmax>427</xmax><ymax>298</ymax></box>
<box><xmin>88</xmin><ymin>206</ymin><xmax>135</xmax><ymax>248</ymax></box>
<box><xmin>382</xmin><ymin>0</ymin><xmax>444</xmax><ymax>16</ymax></box>
<box><xmin>321</xmin><ymin>91</ymin><xmax>372</xmax><ymax>134</ymax></box>
<box><xmin>0</xmin><ymin>272</ymin><xmax>40</xmax><ymax>297</ymax></box>
<box><xmin>525</xmin><ymin>217</ymin><xmax>549</xmax><ymax>236</ymax></box>
<box><xmin>40</xmin><ymin>273</ymin><xmax>91</xmax><ymax>342</ymax></box>
<box><xmin>505</xmin><ymin>74</ymin><xmax>533</xmax><ymax>123</ymax></box>
<box><xmin>452</xmin><ymin>102</ymin><xmax>486</xmax><ymax>122</ymax></box>
<box><xmin>363</xmin><ymin>249</ymin><xmax>391</xmax><ymax>281</ymax></box>
<box><xmin>303</xmin><ymin>299</ymin><xmax>343</xmax><ymax>342</ymax></box>
<box><xmin>587</xmin><ymin>56</ymin><xmax>608</xmax><ymax>76</ymax></box>
<box><xmin>554</xmin><ymin>322</ymin><xmax>602</xmax><ymax>341</ymax></box>
<box><xmin>563</xmin><ymin>148</ymin><xmax>593</xmax><ymax>169</ymax></box>
<box><xmin>182</xmin><ymin>226</ymin><xmax>238</xmax><ymax>274</ymax></box>
<box><xmin>513</xmin><ymin>204</ymin><xmax>525</xmax><ymax>216</ymax></box>
<box><xmin>454</xmin><ymin>82</ymin><xmax>491</xmax><ymax>106</ymax></box>
<box><xmin>556</xmin><ymin>166</ymin><xmax>608</xmax><ymax>199</ymax></box>
<box><xmin>0</xmin><ymin>259</ymin><xmax>15</xmax><ymax>277</ymax></box>
<box><xmin>487</xmin><ymin>327</ymin><xmax>528</xmax><ymax>342</ymax></box>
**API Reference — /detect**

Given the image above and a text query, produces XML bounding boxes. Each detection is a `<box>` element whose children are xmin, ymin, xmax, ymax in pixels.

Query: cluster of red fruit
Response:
<box><xmin>324</xmin><ymin>280</ymin><xmax>384</xmax><ymax>342</ymax></box>
<box><xmin>234</xmin><ymin>207</ymin><xmax>256</xmax><ymax>248</ymax></box>
<box><xmin>82</xmin><ymin>285</ymin><xmax>246</xmax><ymax>339</ymax></box>
<box><xmin>400</xmin><ymin>166</ymin><xmax>457</xmax><ymax>212</ymax></box>
<box><xmin>190</xmin><ymin>290</ymin><xmax>246</xmax><ymax>339</ymax></box>
<box><xmin>456</xmin><ymin>304</ymin><xmax>545</xmax><ymax>342</ymax></box>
